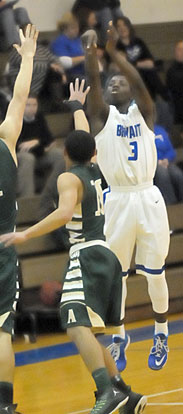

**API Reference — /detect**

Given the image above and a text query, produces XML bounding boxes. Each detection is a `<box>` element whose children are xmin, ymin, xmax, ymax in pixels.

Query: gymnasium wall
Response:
<box><xmin>17</xmin><ymin>0</ymin><xmax>182</xmax><ymax>32</ymax></box>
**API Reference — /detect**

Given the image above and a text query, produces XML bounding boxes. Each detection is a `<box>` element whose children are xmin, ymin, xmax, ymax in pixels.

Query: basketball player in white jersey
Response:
<box><xmin>79</xmin><ymin>23</ymin><xmax>170</xmax><ymax>372</ymax></box>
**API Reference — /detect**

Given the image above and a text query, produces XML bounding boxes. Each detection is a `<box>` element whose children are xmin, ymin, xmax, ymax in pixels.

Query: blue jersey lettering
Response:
<box><xmin>116</xmin><ymin>123</ymin><xmax>141</xmax><ymax>139</ymax></box>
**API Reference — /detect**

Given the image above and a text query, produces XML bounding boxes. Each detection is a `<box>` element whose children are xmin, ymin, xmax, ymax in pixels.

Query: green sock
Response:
<box><xmin>0</xmin><ymin>382</ymin><xmax>13</xmax><ymax>406</ymax></box>
<box><xmin>92</xmin><ymin>368</ymin><xmax>111</xmax><ymax>394</ymax></box>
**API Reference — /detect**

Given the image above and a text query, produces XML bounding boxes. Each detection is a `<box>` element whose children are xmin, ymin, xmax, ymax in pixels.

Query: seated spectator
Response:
<box><xmin>50</xmin><ymin>12</ymin><xmax>85</xmax><ymax>84</ymax></box>
<box><xmin>114</xmin><ymin>16</ymin><xmax>168</xmax><ymax>100</ymax></box>
<box><xmin>72</xmin><ymin>0</ymin><xmax>123</xmax><ymax>46</ymax></box>
<box><xmin>39</xmin><ymin>164</ymin><xmax>69</xmax><ymax>252</ymax></box>
<box><xmin>0</xmin><ymin>0</ymin><xmax>31</xmax><ymax>51</ymax></box>
<box><xmin>154</xmin><ymin>123</ymin><xmax>183</xmax><ymax>205</ymax></box>
<box><xmin>155</xmin><ymin>95</ymin><xmax>173</xmax><ymax>135</ymax></box>
<box><xmin>72</xmin><ymin>6</ymin><xmax>97</xmax><ymax>35</ymax></box>
<box><xmin>16</xmin><ymin>94</ymin><xmax>65</xmax><ymax>197</ymax></box>
<box><xmin>7</xmin><ymin>35</ymin><xmax>66</xmax><ymax>112</ymax></box>
<box><xmin>166</xmin><ymin>40</ymin><xmax>183</xmax><ymax>125</ymax></box>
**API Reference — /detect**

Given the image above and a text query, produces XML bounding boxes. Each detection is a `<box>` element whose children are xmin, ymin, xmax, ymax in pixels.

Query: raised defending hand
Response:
<box><xmin>13</xmin><ymin>24</ymin><xmax>39</xmax><ymax>58</ymax></box>
<box><xmin>106</xmin><ymin>21</ymin><xmax>119</xmax><ymax>55</ymax></box>
<box><xmin>69</xmin><ymin>78</ymin><xmax>90</xmax><ymax>106</ymax></box>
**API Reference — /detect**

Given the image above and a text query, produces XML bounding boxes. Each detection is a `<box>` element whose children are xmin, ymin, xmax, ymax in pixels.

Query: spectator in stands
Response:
<box><xmin>7</xmin><ymin>34</ymin><xmax>66</xmax><ymax>112</ymax></box>
<box><xmin>50</xmin><ymin>12</ymin><xmax>85</xmax><ymax>84</ymax></box>
<box><xmin>166</xmin><ymin>40</ymin><xmax>183</xmax><ymax>125</ymax></box>
<box><xmin>16</xmin><ymin>94</ymin><xmax>64</xmax><ymax>197</ymax></box>
<box><xmin>114</xmin><ymin>16</ymin><xmax>168</xmax><ymax>100</ymax></box>
<box><xmin>72</xmin><ymin>0</ymin><xmax>123</xmax><ymax>46</ymax></box>
<box><xmin>0</xmin><ymin>0</ymin><xmax>31</xmax><ymax>51</ymax></box>
<box><xmin>155</xmin><ymin>95</ymin><xmax>173</xmax><ymax>135</ymax></box>
<box><xmin>39</xmin><ymin>164</ymin><xmax>69</xmax><ymax>252</ymax></box>
<box><xmin>72</xmin><ymin>5</ymin><xmax>97</xmax><ymax>36</ymax></box>
<box><xmin>154</xmin><ymin>123</ymin><xmax>183</xmax><ymax>205</ymax></box>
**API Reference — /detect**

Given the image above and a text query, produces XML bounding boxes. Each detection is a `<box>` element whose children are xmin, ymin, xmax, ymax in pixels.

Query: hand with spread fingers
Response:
<box><xmin>69</xmin><ymin>78</ymin><xmax>90</xmax><ymax>106</ymax></box>
<box><xmin>13</xmin><ymin>23</ymin><xmax>39</xmax><ymax>58</ymax></box>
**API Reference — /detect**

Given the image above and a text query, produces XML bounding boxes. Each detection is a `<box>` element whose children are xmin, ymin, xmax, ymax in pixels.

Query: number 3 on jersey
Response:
<box><xmin>128</xmin><ymin>141</ymin><xmax>138</xmax><ymax>161</ymax></box>
<box><xmin>91</xmin><ymin>179</ymin><xmax>104</xmax><ymax>216</ymax></box>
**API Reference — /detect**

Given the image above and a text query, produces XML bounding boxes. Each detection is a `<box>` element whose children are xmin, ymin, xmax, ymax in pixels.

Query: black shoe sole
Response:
<box><xmin>134</xmin><ymin>395</ymin><xmax>147</xmax><ymax>414</ymax></box>
<box><xmin>119</xmin><ymin>395</ymin><xmax>147</xmax><ymax>414</ymax></box>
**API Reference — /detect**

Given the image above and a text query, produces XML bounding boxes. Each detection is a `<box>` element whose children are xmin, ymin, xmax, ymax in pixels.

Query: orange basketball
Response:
<box><xmin>40</xmin><ymin>281</ymin><xmax>62</xmax><ymax>306</ymax></box>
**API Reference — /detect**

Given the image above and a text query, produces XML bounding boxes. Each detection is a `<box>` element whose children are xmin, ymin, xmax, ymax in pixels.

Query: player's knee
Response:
<box><xmin>147</xmin><ymin>274</ymin><xmax>169</xmax><ymax>313</ymax></box>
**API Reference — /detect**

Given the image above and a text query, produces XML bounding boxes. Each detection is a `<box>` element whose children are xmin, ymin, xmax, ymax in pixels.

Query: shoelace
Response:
<box><xmin>91</xmin><ymin>398</ymin><xmax>108</xmax><ymax>413</ymax></box>
<box><xmin>107</xmin><ymin>343</ymin><xmax>120</xmax><ymax>361</ymax></box>
<box><xmin>151</xmin><ymin>336</ymin><xmax>169</xmax><ymax>355</ymax></box>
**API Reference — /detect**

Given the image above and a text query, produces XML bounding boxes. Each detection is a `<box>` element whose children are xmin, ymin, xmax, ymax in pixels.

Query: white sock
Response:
<box><xmin>155</xmin><ymin>321</ymin><xmax>168</xmax><ymax>336</ymax></box>
<box><xmin>113</xmin><ymin>324</ymin><xmax>125</xmax><ymax>340</ymax></box>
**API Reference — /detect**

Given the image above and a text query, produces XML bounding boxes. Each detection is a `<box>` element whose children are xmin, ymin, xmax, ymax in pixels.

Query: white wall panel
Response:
<box><xmin>16</xmin><ymin>0</ymin><xmax>182</xmax><ymax>31</ymax></box>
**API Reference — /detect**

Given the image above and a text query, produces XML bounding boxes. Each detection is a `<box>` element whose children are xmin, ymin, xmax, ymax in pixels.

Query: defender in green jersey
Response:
<box><xmin>0</xmin><ymin>80</ymin><xmax>146</xmax><ymax>414</ymax></box>
<box><xmin>61</xmin><ymin>161</ymin><xmax>123</xmax><ymax>331</ymax></box>
<box><xmin>0</xmin><ymin>24</ymin><xmax>38</xmax><ymax>413</ymax></box>
<box><xmin>0</xmin><ymin>139</ymin><xmax>17</xmax><ymax>335</ymax></box>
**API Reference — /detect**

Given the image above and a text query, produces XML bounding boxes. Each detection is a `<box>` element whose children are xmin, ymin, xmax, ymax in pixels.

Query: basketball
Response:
<box><xmin>40</xmin><ymin>281</ymin><xmax>62</xmax><ymax>306</ymax></box>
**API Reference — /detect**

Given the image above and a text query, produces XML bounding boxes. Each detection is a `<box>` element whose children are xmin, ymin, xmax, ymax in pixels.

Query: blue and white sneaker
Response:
<box><xmin>107</xmin><ymin>334</ymin><xmax>130</xmax><ymax>372</ymax></box>
<box><xmin>148</xmin><ymin>333</ymin><xmax>169</xmax><ymax>370</ymax></box>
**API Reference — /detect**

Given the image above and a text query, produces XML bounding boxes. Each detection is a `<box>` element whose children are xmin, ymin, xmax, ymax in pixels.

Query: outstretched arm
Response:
<box><xmin>0</xmin><ymin>173</ymin><xmax>80</xmax><ymax>247</ymax></box>
<box><xmin>81</xmin><ymin>30</ymin><xmax>109</xmax><ymax>135</ymax></box>
<box><xmin>106</xmin><ymin>22</ymin><xmax>155</xmax><ymax>130</ymax></box>
<box><xmin>0</xmin><ymin>24</ymin><xmax>39</xmax><ymax>147</ymax></box>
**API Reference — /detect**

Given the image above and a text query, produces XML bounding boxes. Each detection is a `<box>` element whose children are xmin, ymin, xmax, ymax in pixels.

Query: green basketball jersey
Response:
<box><xmin>0</xmin><ymin>139</ymin><xmax>17</xmax><ymax>275</ymax></box>
<box><xmin>0</xmin><ymin>140</ymin><xmax>18</xmax><ymax>328</ymax></box>
<box><xmin>66</xmin><ymin>163</ymin><xmax>105</xmax><ymax>245</ymax></box>
<box><xmin>0</xmin><ymin>139</ymin><xmax>17</xmax><ymax>234</ymax></box>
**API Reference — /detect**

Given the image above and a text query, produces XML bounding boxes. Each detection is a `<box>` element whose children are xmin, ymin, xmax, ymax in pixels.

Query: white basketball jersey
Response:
<box><xmin>95</xmin><ymin>102</ymin><xmax>157</xmax><ymax>186</ymax></box>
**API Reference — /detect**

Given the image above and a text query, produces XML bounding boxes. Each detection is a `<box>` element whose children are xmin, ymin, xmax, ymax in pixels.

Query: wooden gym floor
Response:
<box><xmin>13</xmin><ymin>313</ymin><xmax>183</xmax><ymax>414</ymax></box>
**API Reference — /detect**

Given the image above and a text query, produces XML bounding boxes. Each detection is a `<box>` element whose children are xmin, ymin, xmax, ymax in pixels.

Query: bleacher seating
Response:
<box><xmin>45</xmin><ymin>112</ymin><xmax>73</xmax><ymax>140</ymax></box>
<box><xmin>38</xmin><ymin>20</ymin><xmax>182</xmax><ymax>63</ymax></box>
<box><xmin>15</xmin><ymin>196</ymin><xmax>69</xmax><ymax>340</ymax></box>
<box><xmin>126</xmin><ymin>203</ymin><xmax>183</xmax><ymax>322</ymax></box>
